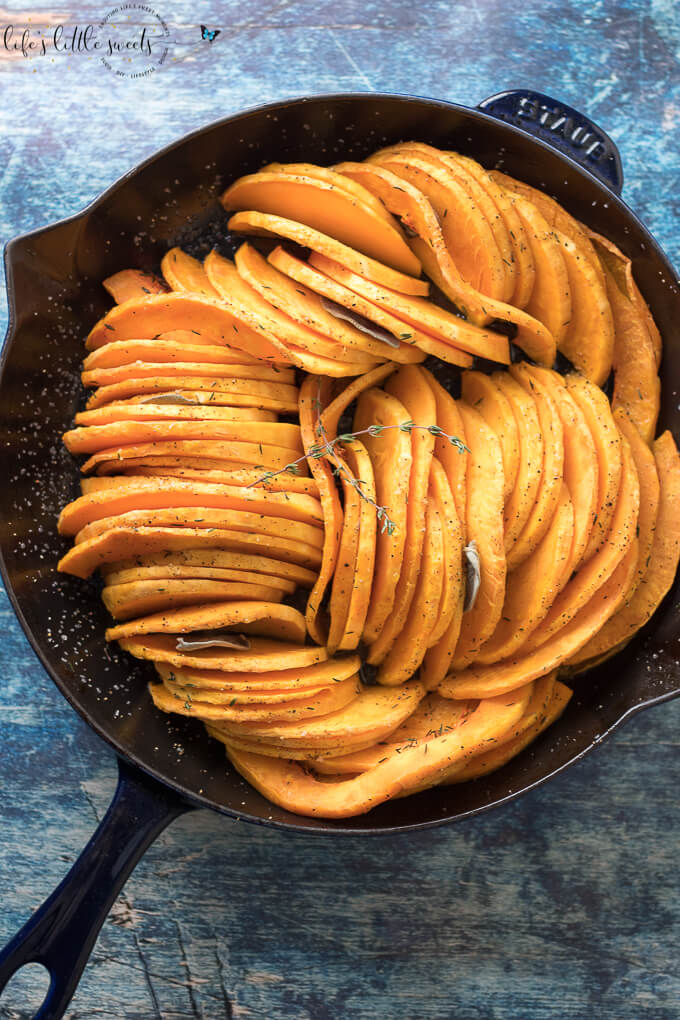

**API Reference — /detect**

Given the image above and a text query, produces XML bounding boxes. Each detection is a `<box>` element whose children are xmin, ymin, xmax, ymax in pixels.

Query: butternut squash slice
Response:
<box><xmin>85</xmin><ymin>292</ymin><xmax>288</xmax><ymax>362</ymax></box>
<box><xmin>103</xmin><ymin>563</ymin><xmax>296</xmax><ymax>593</ymax></box>
<box><xmin>450</xmin><ymin>402</ymin><xmax>506</xmax><ymax>670</ymax></box>
<box><xmin>367</xmin><ymin>367</ymin><xmax>436</xmax><ymax>666</ymax></box>
<box><xmin>64</xmin><ymin>420</ymin><xmax>303</xmax><ymax>458</ymax></box>
<box><xmin>518</xmin><ymin>435</ymin><xmax>639</xmax><ymax>654</ymax></box>
<box><xmin>267</xmin><ymin>246</ymin><xmax>434</xmax><ymax>360</ymax></box>
<box><xmin>421</xmin><ymin>370</ymin><xmax>468</xmax><ymax>540</ymax></box>
<box><xmin>213</xmin><ymin>731</ymin><xmax>382</xmax><ymax>761</ymax></box>
<box><xmin>567</xmin><ymin>429</ymin><xmax>676</xmax><ymax>669</ymax></box>
<box><xmin>313</xmin><ymin>694</ymin><xmax>475</xmax><ymax>776</ymax></box>
<box><xmin>235</xmin><ymin>242</ymin><xmax>419</xmax><ymax>364</ymax></box>
<box><xmin>160</xmin><ymin>247</ymin><xmax>220</xmax><ymax>297</ymax></box>
<box><xmin>565</xmin><ymin>373</ymin><xmax>622</xmax><ymax>562</ymax></box>
<box><xmin>376</xmin><ymin>495</ymin><xmax>444</xmax><ymax>686</ymax></box>
<box><xmin>326</xmin><ymin>454</ymin><xmax>361</xmax><ymax>657</ymax></box>
<box><xmin>461</xmin><ymin>370</ymin><xmax>520</xmax><ymax>501</ymax></box>
<box><xmin>298</xmin><ymin>375</ymin><xmax>344</xmax><ymax>647</ymax></box>
<box><xmin>425</xmin><ymin>461</ymin><xmax>464</xmax><ymax>649</ymax></box>
<box><xmin>58</xmin><ymin>477</ymin><xmax>321</xmax><ymax>535</ymax></box>
<box><xmin>105</xmin><ymin>600</ymin><xmax>308</xmax><ymax>644</ymax></box>
<box><xmin>116</xmin><ymin>634</ymin><xmax>328</xmax><ymax>673</ymax></box>
<box><xmin>336</xmin><ymin>160</ymin><xmax>554</xmax><ymax>362</ymax></box>
<box><xmin>319</xmin><ymin>363</ymin><xmax>397</xmax><ymax>440</ymax></box>
<box><xmin>588</xmin><ymin>233</ymin><xmax>660</xmax><ymax>443</ymax></box>
<box><xmin>264</xmin><ymin>161</ymin><xmax>396</xmax><ymax>224</ymax></box>
<box><xmin>58</xmin><ymin>525</ymin><xmax>323</xmax><ymax>579</ymax></box>
<box><xmin>221</xmin><ymin>170</ymin><xmax>421</xmax><ymax>276</ymax></box>
<box><xmin>227</xmin><ymin>210</ymin><xmax>430</xmax><ymax>297</ymax></box>
<box><xmin>222</xmin><ymin>685</ymin><xmax>529</xmax><ymax>818</ymax></box>
<box><xmin>438</xmin><ymin>541</ymin><xmax>639</xmax><ymax>700</ymax></box>
<box><xmin>79</xmin><ymin>440</ymin><xmax>305</xmax><ymax>477</ymax></box>
<box><xmin>75</xmin><ymin>507</ymin><xmax>323</xmax><ymax>554</ymax></box>
<box><xmin>491</xmin><ymin>171</ymin><xmax>605</xmax><ymax>285</ymax></box>
<box><xmin>368</xmin><ymin>147</ymin><xmax>508</xmax><ymax>301</ymax></box>
<box><xmin>103</xmin><ymin>548</ymin><xmax>316</xmax><ymax>588</ymax></box>
<box><xmin>84</xmin><ymin>377</ymin><xmax>299</xmax><ymax>413</ymax></box>
<box><xmin>521</xmin><ymin>366</ymin><xmax>598</xmax><ymax>574</ymax></box>
<box><xmin>81</xmin><ymin>360</ymin><xmax>294</xmax><ymax>389</ymax></box>
<box><xmin>153</xmin><ymin>654</ymin><xmax>360</xmax><ymax>692</ymax></box>
<box><xmin>553</xmin><ymin>229</ymin><xmax>614</xmax><ymax>385</ymax></box>
<box><xmin>103</xmin><ymin>268</ymin><xmax>167</xmax><ymax>304</ymax></box>
<box><xmin>442</xmin><ymin>678</ymin><xmax>572</xmax><ymax>784</ymax></box>
<box><xmin>506</xmin><ymin>363</ymin><xmax>565</xmax><ymax>570</ymax></box>
<box><xmin>203</xmin><ymin>250</ymin><xmax>378</xmax><ymax>376</ymax></box>
<box><xmin>103</xmin><ymin>578</ymin><xmax>285</xmax><ymax>621</ymax></box>
<box><xmin>353</xmin><ymin>387</ymin><xmax>412</xmax><ymax>644</ymax></box>
<box><xmin>309</xmin><ymin>253</ymin><xmax>510</xmax><ymax>364</ymax></box>
<box><xmin>335</xmin><ymin>441</ymin><xmax>377</xmax><ymax>653</ymax></box>
<box><xmin>164</xmin><ymin>681</ymin><xmax>331</xmax><ymax>705</ymax></box>
<box><xmin>74</xmin><ymin>403</ymin><xmax>278</xmax><ymax>429</ymax></box>
<box><xmin>151</xmin><ymin>675</ymin><xmax>359</xmax><ymax>722</ymax></box>
<box><xmin>82</xmin><ymin>339</ymin><xmax>262</xmax><ymax>371</ymax></box>
<box><xmin>214</xmin><ymin>680</ymin><xmax>424</xmax><ymax>751</ymax></box>
<box><xmin>475</xmin><ymin>484</ymin><xmax>574</xmax><ymax>666</ymax></box>
<box><xmin>452</xmin><ymin>155</ymin><xmax>536</xmax><ymax>309</ymax></box>
<box><xmin>101</xmin><ymin>465</ymin><xmax>319</xmax><ymax>497</ymax></box>
<box><xmin>502</xmin><ymin>191</ymin><xmax>571</xmax><ymax>345</ymax></box>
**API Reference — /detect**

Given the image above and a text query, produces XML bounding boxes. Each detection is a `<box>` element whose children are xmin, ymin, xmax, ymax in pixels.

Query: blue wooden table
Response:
<box><xmin>1</xmin><ymin>1</ymin><xmax>679</xmax><ymax>1017</ymax></box>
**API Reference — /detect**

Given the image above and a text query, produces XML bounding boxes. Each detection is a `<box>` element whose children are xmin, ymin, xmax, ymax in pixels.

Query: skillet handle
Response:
<box><xmin>0</xmin><ymin>757</ymin><xmax>194</xmax><ymax>1020</ymax></box>
<box><xmin>477</xmin><ymin>89</ymin><xmax>624</xmax><ymax>194</ymax></box>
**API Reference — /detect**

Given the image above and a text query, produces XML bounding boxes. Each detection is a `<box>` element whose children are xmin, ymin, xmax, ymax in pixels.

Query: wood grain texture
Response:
<box><xmin>1</xmin><ymin>0</ymin><xmax>679</xmax><ymax>1017</ymax></box>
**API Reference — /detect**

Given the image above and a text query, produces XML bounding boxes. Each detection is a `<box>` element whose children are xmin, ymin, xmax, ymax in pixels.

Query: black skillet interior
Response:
<box><xmin>2</xmin><ymin>92</ymin><xmax>680</xmax><ymax>835</ymax></box>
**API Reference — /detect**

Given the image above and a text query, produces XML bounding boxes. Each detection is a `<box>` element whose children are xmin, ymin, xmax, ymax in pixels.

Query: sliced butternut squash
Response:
<box><xmin>105</xmin><ymin>600</ymin><xmax>308</xmax><ymax>644</ymax></box>
<box><xmin>161</xmin><ymin>248</ymin><xmax>220</xmax><ymax>297</ymax></box>
<box><xmin>102</xmin><ymin>268</ymin><xmax>167</xmax><ymax>304</ymax></box>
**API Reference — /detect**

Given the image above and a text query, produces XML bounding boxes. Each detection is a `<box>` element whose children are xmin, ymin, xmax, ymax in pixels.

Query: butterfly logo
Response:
<box><xmin>201</xmin><ymin>25</ymin><xmax>221</xmax><ymax>42</ymax></box>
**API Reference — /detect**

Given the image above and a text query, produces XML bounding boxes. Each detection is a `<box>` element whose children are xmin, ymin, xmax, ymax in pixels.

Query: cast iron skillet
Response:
<box><xmin>1</xmin><ymin>89</ymin><xmax>679</xmax><ymax>1019</ymax></box>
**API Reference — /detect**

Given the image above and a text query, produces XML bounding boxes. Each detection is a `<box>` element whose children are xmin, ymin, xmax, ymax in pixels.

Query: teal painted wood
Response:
<box><xmin>1</xmin><ymin>1</ymin><xmax>679</xmax><ymax>1017</ymax></box>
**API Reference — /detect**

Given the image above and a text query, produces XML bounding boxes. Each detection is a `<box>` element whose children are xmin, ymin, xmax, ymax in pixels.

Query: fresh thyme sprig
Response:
<box><xmin>248</xmin><ymin>416</ymin><xmax>468</xmax><ymax>536</ymax></box>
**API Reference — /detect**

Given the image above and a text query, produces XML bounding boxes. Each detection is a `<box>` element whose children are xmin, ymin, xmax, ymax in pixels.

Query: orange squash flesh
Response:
<box><xmin>377</xmin><ymin>496</ymin><xmax>444</xmax><ymax>686</ymax></box>
<box><xmin>518</xmin><ymin>435</ymin><xmax>640</xmax><ymax>655</ymax></box>
<box><xmin>439</xmin><ymin>540</ymin><xmax>638</xmax><ymax>700</ymax></box>
<box><xmin>223</xmin><ymin>685</ymin><xmax>530</xmax><ymax>818</ymax></box>
<box><xmin>461</xmin><ymin>370</ymin><xmax>520</xmax><ymax>501</ymax></box>
<box><xmin>105</xmin><ymin>600</ymin><xmax>308</xmax><ymax>644</ymax></box>
<box><xmin>426</xmin><ymin>459</ymin><xmax>464</xmax><ymax>648</ymax></box>
<box><xmin>450</xmin><ymin>402</ymin><xmax>506</xmax><ymax>670</ymax></box>
<box><xmin>422</xmin><ymin>370</ymin><xmax>468</xmax><ymax>539</ymax></box>
<box><xmin>58</xmin><ymin>526</ymin><xmax>323</xmax><ymax>579</ymax></box>
<box><xmin>102</xmin><ymin>268</ymin><xmax>167</xmax><ymax>304</ymax></box>
<box><xmin>153</xmin><ymin>654</ymin><xmax>359</xmax><ymax>692</ymax></box>
<box><xmin>227</xmin><ymin>210</ymin><xmax>430</xmax><ymax>297</ymax></box>
<box><xmin>476</xmin><ymin>484</ymin><xmax>574</xmax><ymax>666</ymax></box>
<box><xmin>85</xmin><ymin>292</ymin><xmax>288</xmax><ymax>362</ymax></box>
<box><xmin>58</xmin><ymin>477</ymin><xmax>321</xmax><ymax>535</ymax></box>
<box><xmin>310</xmin><ymin>253</ymin><xmax>510</xmax><ymax>365</ymax></box>
<box><xmin>104</xmin><ymin>465</ymin><xmax>319</xmax><ymax>497</ymax></box>
<box><xmin>103</xmin><ymin>563</ymin><xmax>296</xmax><ymax>592</ymax></box>
<box><xmin>367</xmin><ymin>367</ymin><xmax>436</xmax><ymax>667</ymax></box>
<box><xmin>566</xmin><ymin>373</ymin><xmax>622</xmax><ymax>563</ymax></box>
<box><xmin>161</xmin><ymin>248</ymin><xmax>220</xmax><ymax>297</ymax></box>
<box><xmin>506</xmin><ymin>363</ymin><xmax>565</xmax><ymax>571</ymax></box>
<box><xmin>443</xmin><ymin>678</ymin><xmax>571</xmax><ymax>784</ymax></box>
<box><xmin>298</xmin><ymin>375</ymin><xmax>344</xmax><ymax>647</ymax></box>
<box><xmin>103</xmin><ymin>548</ymin><xmax>316</xmax><ymax>588</ymax></box>
<box><xmin>489</xmin><ymin>373</ymin><xmax>538</xmax><ymax>548</ymax></box>
<box><xmin>82</xmin><ymin>339</ymin><xmax>262</xmax><ymax>371</ymax></box>
<box><xmin>63</xmin><ymin>419</ymin><xmax>303</xmax><ymax>459</ymax></box>
<box><xmin>116</xmin><ymin>634</ymin><xmax>328</xmax><ymax>673</ymax></box>
<box><xmin>522</xmin><ymin>367</ymin><xmax>599</xmax><ymax>574</ymax></box>
<box><xmin>82</xmin><ymin>359</ymin><xmax>295</xmax><ymax>389</ymax></box>
<box><xmin>503</xmin><ymin>191</ymin><xmax>571</xmax><ymax>345</ymax></box>
<box><xmin>74</xmin><ymin>403</ymin><xmax>279</xmax><ymax>427</ymax></box>
<box><xmin>85</xmin><ymin>380</ymin><xmax>299</xmax><ymax>415</ymax></box>
<box><xmin>235</xmin><ymin>242</ymin><xmax>417</xmax><ymax>364</ymax></box>
<box><xmin>103</xmin><ymin>578</ymin><xmax>285</xmax><ymax>620</ymax></box>
<box><xmin>326</xmin><ymin>453</ymin><xmax>361</xmax><ymax>657</ymax></box>
<box><xmin>369</xmin><ymin>148</ymin><xmax>508</xmax><ymax>300</ymax></box>
<box><xmin>353</xmin><ymin>387</ymin><xmax>412</xmax><ymax>644</ymax></box>
<box><xmin>554</xmin><ymin>230</ymin><xmax>614</xmax><ymax>385</ymax></box>
<box><xmin>221</xmin><ymin>170</ymin><xmax>421</xmax><ymax>276</ymax></box>
<box><xmin>336</xmin><ymin>440</ymin><xmax>377</xmax><ymax>653</ymax></box>
<box><xmin>265</xmin><ymin>161</ymin><xmax>397</xmax><ymax>223</ymax></box>
<box><xmin>568</xmin><ymin>430</ymin><xmax>677</xmax><ymax>669</ymax></box>
<box><xmin>78</xmin><ymin>439</ymin><xmax>306</xmax><ymax>478</ymax></box>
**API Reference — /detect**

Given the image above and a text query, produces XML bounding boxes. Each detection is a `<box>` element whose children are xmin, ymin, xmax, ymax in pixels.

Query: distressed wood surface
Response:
<box><xmin>1</xmin><ymin>1</ymin><xmax>679</xmax><ymax>1017</ymax></box>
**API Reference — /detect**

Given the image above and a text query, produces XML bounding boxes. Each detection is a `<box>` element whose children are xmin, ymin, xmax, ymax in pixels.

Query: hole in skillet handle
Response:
<box><xmin>0</xmin><ymin>758</ymin><xmax>194</xmax><ymax>1020</ymax></box>
<box><xmin>477</xmin><ymin>89</ymin><xmax>624</xmax><ymax>195</ymax></box>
